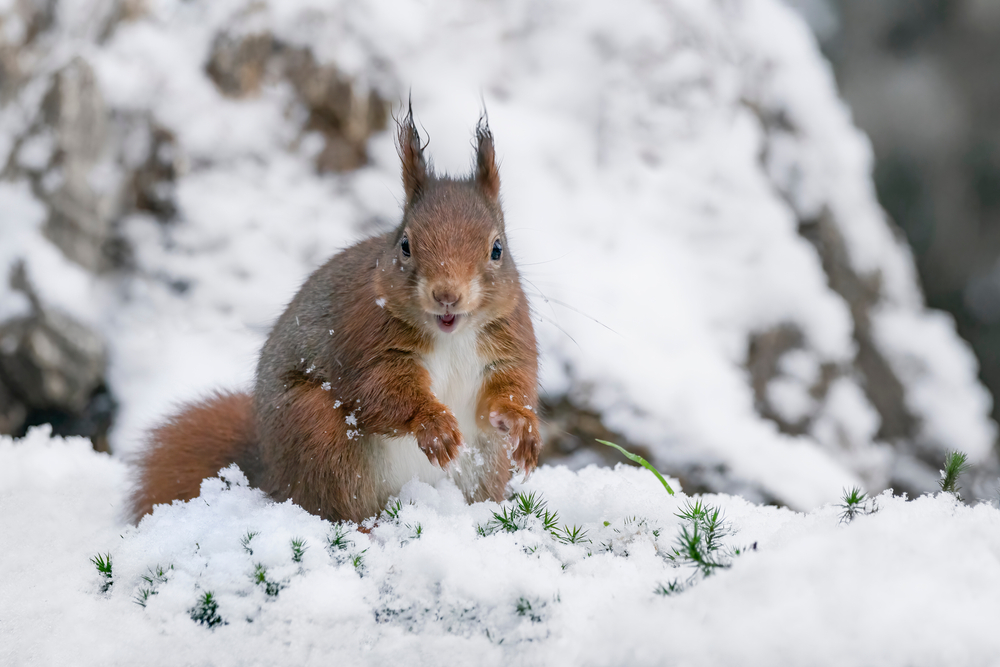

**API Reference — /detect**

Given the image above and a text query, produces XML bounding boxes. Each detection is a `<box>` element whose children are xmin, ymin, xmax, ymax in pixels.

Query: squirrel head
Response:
<box><xmin>377</xmin><ymin>107</ymin><xmax>522</xmax><ymax>336</ymax></box>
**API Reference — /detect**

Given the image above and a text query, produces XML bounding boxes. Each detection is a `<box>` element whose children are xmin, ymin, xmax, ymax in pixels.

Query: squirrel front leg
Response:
<box><xmin>480</xmin><ymin>363</ymin><xmax>541</xmax><ymax>475</ymax></box>
<box><xmin>353</xmin><ymin>351</ymin><xmax>462</xmax><ymax>466</ymax></box>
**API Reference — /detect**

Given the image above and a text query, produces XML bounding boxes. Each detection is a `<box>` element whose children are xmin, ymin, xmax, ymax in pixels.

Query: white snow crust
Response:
<box><xmin>3</xmin><ymin>428</ymin><xmax>1000</xmax><ymax>666</ymax></box>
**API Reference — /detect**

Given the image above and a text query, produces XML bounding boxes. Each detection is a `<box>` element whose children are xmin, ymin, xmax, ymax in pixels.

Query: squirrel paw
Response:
<box><xmin>489</xmin><ymin>402</ymin><xmax>541</xmax><ymax>476</ymax></box>
<box><xmin>413</xmin><ymin>407</ymin><xmax>463</xmax><ymax>468</ymax></box>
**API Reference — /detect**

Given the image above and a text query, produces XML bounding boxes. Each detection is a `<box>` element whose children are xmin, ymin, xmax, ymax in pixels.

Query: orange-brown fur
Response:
<box><xmin>129</xmin><ymin>108</ymin><xmax>540</xmax><ymax>524</ymax></box>
<box><xmin>130</xmin><ymin>391</ymin><xmax>256</xmax><ymax>519</ymax></box>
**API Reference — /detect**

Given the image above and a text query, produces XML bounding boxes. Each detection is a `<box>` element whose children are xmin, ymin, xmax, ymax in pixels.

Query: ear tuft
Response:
<box><xmin>398</xmin><ymin>99</ymin><xmax>427</xmax><ymax>205</ymax></box>
<box><xmin>475</xmin><ymin>112</ymin><xmax>500</xmax><ymax>201</ymax></box>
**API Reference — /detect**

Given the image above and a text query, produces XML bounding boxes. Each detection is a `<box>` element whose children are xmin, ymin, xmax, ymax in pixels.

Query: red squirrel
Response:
<box><xmin>129</xmin><ymin>108</ymin><xmax>541</xmax><ymax>524</ymax></box>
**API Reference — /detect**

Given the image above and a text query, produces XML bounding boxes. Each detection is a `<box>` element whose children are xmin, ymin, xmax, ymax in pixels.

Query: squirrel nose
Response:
<box><xmin>434</xmin><ymin>290</ymin><xmax>459</xmax><ymax>307</ymax></box>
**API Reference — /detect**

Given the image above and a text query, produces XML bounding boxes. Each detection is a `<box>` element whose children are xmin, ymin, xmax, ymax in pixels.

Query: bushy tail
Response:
<box><xmin>129</xmin><ymin>390</ymin><xmax>257</xmax><ymax>523</ymax></box>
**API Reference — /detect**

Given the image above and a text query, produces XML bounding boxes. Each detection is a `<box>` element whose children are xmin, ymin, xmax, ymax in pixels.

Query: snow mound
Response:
<box><xmin>3</xmin><ymin>429</ymin><xmax>1000</xmax><ymax>666</ymax></box>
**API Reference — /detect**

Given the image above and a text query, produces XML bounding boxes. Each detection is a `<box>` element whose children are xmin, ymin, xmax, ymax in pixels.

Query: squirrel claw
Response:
<box><xmin>415</xmin><ymin>406</ymin><xmax>462</xmax><ymax>468</ymax></box>
<box><xmin>490</xmin><ymin>405</ymin><xmax>541</xmax><ymax>476</ymax></box>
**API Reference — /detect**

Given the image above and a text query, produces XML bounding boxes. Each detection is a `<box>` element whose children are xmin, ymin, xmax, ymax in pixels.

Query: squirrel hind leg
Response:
<box><xmin>128</xmin><ymin>390</ymin><xmax>256</xmax><ymax>524</ymax></box>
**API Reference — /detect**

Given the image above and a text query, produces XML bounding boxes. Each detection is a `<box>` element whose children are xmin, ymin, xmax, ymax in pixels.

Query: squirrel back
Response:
<box><xmin>129</xmin><ymin>109</ymin><xmax>540</xmax><ymax>523</ymax></box>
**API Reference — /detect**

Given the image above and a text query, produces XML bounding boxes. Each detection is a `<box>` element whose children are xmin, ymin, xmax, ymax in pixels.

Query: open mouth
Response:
<box><xmin>435</xmin><ymin>313</ymin><xmax>460</xmax><ymax>333</ymax></box>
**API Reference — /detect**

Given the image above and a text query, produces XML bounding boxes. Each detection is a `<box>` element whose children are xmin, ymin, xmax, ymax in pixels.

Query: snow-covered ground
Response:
<box><xmin>2</xmin><ymin>0</ymin><xmax>1000</xmax><ymax>663</ymax></box>
<box><xmin>4</xmin><ymin>427</ymin><xmax>1000</xmax><ymax>666</ymax></box>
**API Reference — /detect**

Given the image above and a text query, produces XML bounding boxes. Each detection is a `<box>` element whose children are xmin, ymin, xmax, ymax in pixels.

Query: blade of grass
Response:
<box><xmin>596</xmin><ymin>439</ymin><xmax>674</xmax><ymax>495</ymax></box>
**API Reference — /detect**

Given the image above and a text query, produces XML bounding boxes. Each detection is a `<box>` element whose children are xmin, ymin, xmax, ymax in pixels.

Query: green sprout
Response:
<box><xmin>382</xmin><ymin>498</ymin><xmax>403</xmax><ymax>521</ymax></box>
<box><xmin>91</xmin><ymin>553</ymin><xmax>113</xmax><ymax>593</ymax></box>
<box><xmin>667</xmin><ymin>500</ymin><xmax>732</xmax><ymax>579</ymax></box>
<box><xmin>478</xmin><ymin>491</ymin><xmax>560</xmax><ymax>535</ymax></box>
<box><xmin>940</xmin><ymin>450</ymin><xmax>971</xmax><ymax>497</ymax></box>
<box><xmin>290</xmin><ymin>538</ymin><xmax>308</xmax><ymax>563</ymax></box>
<box><xmin>140</xmin><ymin>564</ymin><xmax>170</xmax><ymax>586</ymax></box>
<box><xmin>252</xmin><ymin>564</ymin><xmax>282</xmax><ymax>597</ymax></box>
<box><xmin>838</xmin><ymin>486</ymin><xmax>878</xmax><ymax>523</ymax></box>
<box><xmin>190</xmin><ymin>591</ymin><xmax>223</xmax><ymax>628</ymax></box>
<box><xmin>596</xmin><ymin>439</ymin><xmax>674</xmax><ymax>495</ymax></box>
<box><xmin>351</xmin><ymin>550</ymin><xmax>367</xmax><ymax>575</ymax></box>
<box><xmin>654</xmin><ymin>580</ymin><xmax>686</xmax><ymax>596</ymax></box>
<box><xmin>327</xmin><ymin>523</ymin><xmax>353</xmax><ymax>553</ymax></box>
<box><xmin>134</xmin><ymin>563</ymin><xmax>171</xmax><ymax>607</ymax></box>
<box><xmin>515</xmin><ymin>596</ymin><xmax>544</xmax><ymax>623</ymax></box>
<box><xmin>552</xmin><ymin>524</ymin><xmax>591</xmax><ymax>545</ymax></box>
<box><xmin>241</xmin><ymin>530</ymin><xmax>259</xmax><ymax>555</ymax></box>
<box><xmin>134</xmin><ymin>587</ymin><xmax>156</xmax><ymax>608</ymax></box>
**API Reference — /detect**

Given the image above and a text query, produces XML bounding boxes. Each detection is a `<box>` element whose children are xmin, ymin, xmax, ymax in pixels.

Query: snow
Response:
<box><xmin>2</xmin><ymin>0</ymin><xmax>999</xmax><ymax>660</ymax></box>
<box><xmin>4</xmin><ymin>427</ymin><xmax>1000</xmax><ymax>666</ymax></box>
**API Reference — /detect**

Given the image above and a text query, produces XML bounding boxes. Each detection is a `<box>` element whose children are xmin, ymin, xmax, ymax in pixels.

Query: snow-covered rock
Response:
<box><xmin>0</xmin><ymin>0</ymin><xmax>995</xmax><ymax>508</ymax></box>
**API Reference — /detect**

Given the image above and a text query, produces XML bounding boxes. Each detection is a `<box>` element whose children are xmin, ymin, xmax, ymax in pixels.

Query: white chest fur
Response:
<box><xmin>421</xmin><ymin>327</ymin><xmax>484</xmax><ymax>445</ymax></box>
<box><xmin>370</xmin><ymin>327</ymin><xmax>492</xmax><ymax>500</ymax></box>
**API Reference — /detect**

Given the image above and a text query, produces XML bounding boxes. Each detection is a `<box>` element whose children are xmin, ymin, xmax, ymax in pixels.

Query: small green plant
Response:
<box><xmin>91</xmin><ymin>553</ymin><xmax>113</xmax><ymax>593</ymax></box>
<box><xmin>327</xmin><ymin>523</ymin><xmax>353</xmax><ymax>553</ymax></box>
<box><xmin>134</xmin><ymin>587</ymin><xmax>156</xmax><ymax>608</ymax></box>
<box><xmin>141</xmin><ymin>564</ymin><xmax>170</xmax><ymax>586</ymax></box>
<box><xmin>838</xmin><ymin>486</ymin><xmax>878</xmax><ymax>523</ymax></box>
<box><xmin>514</xmin><ymin>492</ymin><xmax>557</xmax><ymax>529</ymax></box>
<box><xmin>190</xmin><ymin>591</ymin><xmax>224</xmax><ymax>628</ymax></box>
<box><xmin>484</xmin><ymin>506</ymin><xmax>524</xmax><ymax>534</ymax></box>
<box><xmin>407</xmin><ymin>523</ymin><xmax>423</xmax><ymax>540</ymax></box>
<box><xmin>382</xmin><ymin>498</ymin><xmax>404</xmax><ymax>521</ymax></box>
<box><xmin>667</xmin><ymin>500</ymin><xmax>732</xmax><ymax>579</ymax></box>
<box><xmin>351</xmin><ymin>550</ymin><xmax>368</xmax><ymax>575</ymax></box>
<box><xmin>479</xmin><ymin>491</ymin><xmax>560</xmax><ymax>535</ymax></box>
<box><xmin>552</xmin><ymin>524</ymin><xmax>590</xmax><ymax>545</ymax></box>
<box><xmin>290</xmin><ymin>538</ymin><xmax>308</xmax><ymax>563</ymax></box>
<box><xmin>940</xmin><ymin>450</ymin><xmax>971</xmax><ymax>497</ymax></box>
<box><xmin>134</xmin><ymin>564</ymin><xmax>171</xmax><ymax>607</ymax></box>
<box><xmin>252</xmin><ymin>563</ymin><xmax>283</xmax><ymax>597</ymax></box>
<box><xmin>515</xmin><ymin>596</ymin><xmax>544</xmax><ymax>623</ymax></box>
<box><xmin>596</xmin><ymin>439</ymin><xmax>674</xmax><ymax>495</ymax></box>
<box><xmin>654</xmin><ymin>580</ymin><xmax>686</xmax><ymax>596</ymax></box>
<box><xmin>241</xmin><ymin>530</ymin><xmax>259</xmax><ymax>555</ymax></box>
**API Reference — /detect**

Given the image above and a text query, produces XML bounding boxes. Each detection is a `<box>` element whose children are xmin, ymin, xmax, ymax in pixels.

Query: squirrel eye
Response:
<box><xmin>401</xmin><ymin>235</ymin><xmax>410</xmax><ymax>258</ymax></box>
<box><xmin>491</xmin><ymin>239</ymin><xmax>502</xmax><ymax>261</ymax></box>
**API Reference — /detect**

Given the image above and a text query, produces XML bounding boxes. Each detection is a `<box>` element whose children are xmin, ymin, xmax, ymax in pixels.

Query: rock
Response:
<box><xmin>205</xmin><ymin>32</ymin><xmax>275</xmax><ymax>98</ymax></box>
<box><xmin>0</xmin><ymin>309</ymin><xmax>106</xmax><ymax>415</ymax></box>
<box><xmin>0</xmin><ymin>377</ymin><xmax>27</xmax><ymax>434</ymax></box>
<box><xmin>796</xmin><ymin>209</ymin><xmax>917</xmax><ymax>442</ymax></box>
<box><xmin>0</xmin><ymin>263</ymin><xmax>112</xmax><ymax>450</ymax></box>
<box><xmin>129</xmin><ymin>124</ymin><xmax>178</xmax><ymax>221</ymax></box>
<box><xmin>205</xmin><ymin>31</ymin><xmax>388</xmax><ymax>172</ymax></box>
<box><xmin>34</xmin><ymin>57</ymin><xmax>123</xmax><ymax>272</ymax></box>
<box><xmin>280</xmin><ymin>46</ymin><xmax>388</xmax><ymax>172</ymax></box>
<box><xmin>0</xmin><ymin>0</ymin><xmax>55</xmax><ymax>101</ymax></box>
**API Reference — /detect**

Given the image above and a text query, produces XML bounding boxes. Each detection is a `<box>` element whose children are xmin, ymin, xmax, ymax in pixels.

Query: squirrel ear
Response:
<box><xmin>398</xmin><ymin>101</ymin><xmax>427</xmax><ymax>205</ymax></box>
<box><xmin>475</xmin><ymin>113</ymin><xmax>500</xmax><ymax>201</ymax></box>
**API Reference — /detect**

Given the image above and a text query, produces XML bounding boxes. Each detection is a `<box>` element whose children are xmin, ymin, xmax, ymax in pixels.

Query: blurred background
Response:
<box><xmin>788</xmin><ymin>0</ymin><xmax>1000</xmax><ymax>423</ymax></box>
